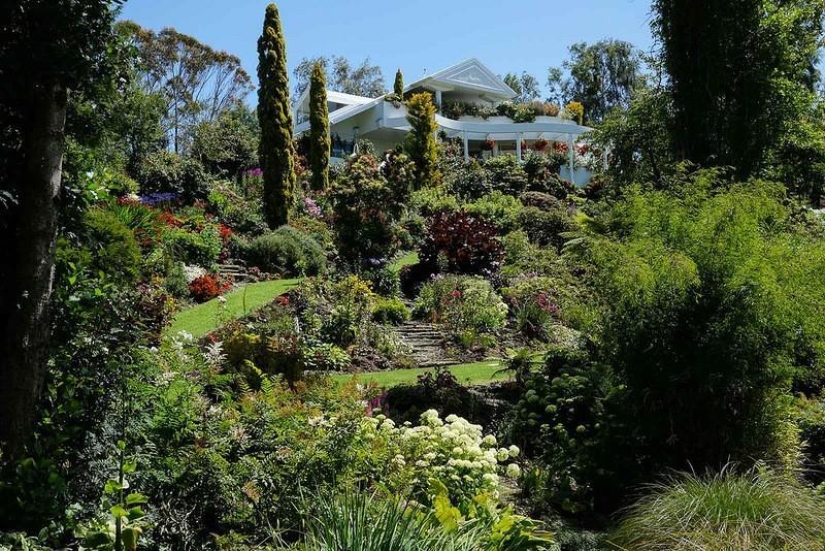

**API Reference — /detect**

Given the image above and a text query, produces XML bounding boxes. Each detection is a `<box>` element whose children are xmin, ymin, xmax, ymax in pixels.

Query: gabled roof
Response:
<box><xmin>405</xmin><ymin>58</ymin><xmax>517</xmax><ymax>100</ymax></box>
<box><xmin>292</xmin><ymin>88</ymin><xmax>372</xmax><ymax>113</ymax></box>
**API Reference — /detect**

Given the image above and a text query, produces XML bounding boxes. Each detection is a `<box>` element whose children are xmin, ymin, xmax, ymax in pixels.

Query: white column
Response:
<box><xmin>516</xmin><ymin>132</ymin><xmax>522</xmax><ymax>161</ymax></box>
<box><xmin>463</xmin><ymin>130</ymin><xmax>469</xmax><ymax>160</ymax></box>
<box><xmin>435</xmin><ymin>90</ymin><xmax>442</xmax><ymax>107</ymax></box>
<box><xmin>568</xmin><ymin>136</ymin><xmax>575</xmax><ymax>185</ymax></box>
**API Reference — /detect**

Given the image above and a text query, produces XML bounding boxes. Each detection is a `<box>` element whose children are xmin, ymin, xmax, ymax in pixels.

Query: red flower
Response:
<box><xmin>218</xmin><ymin>224</ymin><xmax>233</xmax><ymax>243</ymax></box>
<box><xmin>159</xmin><ymin>212</ymin><xmax>182</xmax><ymax>228</ymax></box>
<box><xmin>189</xmin><ymin>274</ymin><xmax>232</xmax><ymax>303</ymax></box>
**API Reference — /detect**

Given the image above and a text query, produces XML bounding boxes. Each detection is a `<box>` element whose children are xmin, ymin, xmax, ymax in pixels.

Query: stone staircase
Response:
<box><xmin>217</xmin><ymin>263</ymin><xmax>252</xmax><ymax>284</ymax></box>
<box><xmin>397</xmin><ymin>321</ymin><xmax>455</xmax><ymax>368</ymax></box>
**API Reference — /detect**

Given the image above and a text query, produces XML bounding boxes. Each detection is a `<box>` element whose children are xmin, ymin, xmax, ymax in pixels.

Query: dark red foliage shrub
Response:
<box><xmin>218</xmin><ymin>224</ymin><xmax>233</xmax><ymax>243</ymax></box>
<box><xmin>420</xmin><ymin>210</ymin><xmax>504</xmax><ymax>277</ymax></box>
<box><xmin>188</xmin><ymin>274</ymin><xmax>232</xmax><ymax>303</ymax></box>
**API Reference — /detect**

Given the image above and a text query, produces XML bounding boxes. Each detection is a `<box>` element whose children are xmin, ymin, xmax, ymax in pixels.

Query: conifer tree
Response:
<box><xmin>394</xmin><ymin>69</ymin><xmax>404</xmax><ymax>97</ymax></box>
<box><xmin>257</xmin><ymin>3</ymin><xmax>295</xmax><ymax>227</ymax></box>
<box><xmin>308</xmin><ymin>62</ymin><xmax>330</xmax><ymax>190</ymax></box>
<box><xmin>405</xmin><ymin>92</ymin><xmax>441</xmax><ymax>187</ymax></box>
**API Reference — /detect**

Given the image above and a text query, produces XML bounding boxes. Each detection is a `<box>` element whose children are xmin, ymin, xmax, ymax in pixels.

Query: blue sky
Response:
<box><xmin>120</xmin><ymin>0</ymin><xmax>655</xmax><ymax>99</ymax></box>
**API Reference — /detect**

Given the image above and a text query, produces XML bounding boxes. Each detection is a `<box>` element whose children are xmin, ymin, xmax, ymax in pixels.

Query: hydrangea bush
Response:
<box><xmin>362</xmin><ymin>409</ymin><xmax>520</xmax><ymax>505</ymax></box>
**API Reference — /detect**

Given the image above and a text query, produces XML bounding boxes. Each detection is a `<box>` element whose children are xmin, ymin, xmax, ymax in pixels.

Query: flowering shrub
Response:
<box><xmin>188</xmin><ymin>274</ymin><xmax>231</xmax><ymax>303</ymax></box>
<box><xmin>362</xmin><ymin>409</ymin><xmax>521</xmax><ymax>505</ymax></box>
<box><xmin>502</xmin><ymin>276</ymin><xmax>563</xmax><ymax>341</ymax></box>
<box><xmin>420</xmin><ymin>210</ymin><xmax>504</xmax><ymax>277</ymax></box>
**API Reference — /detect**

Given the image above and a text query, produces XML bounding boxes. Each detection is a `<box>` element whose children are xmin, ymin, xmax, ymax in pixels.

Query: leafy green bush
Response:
<box><xmin>576</xmin><ymin>179</ymin><xmax>825</xmax><ymax>486</ymax></box>
<box><xmin>138</xmin><ymin>150</ymin><xmax>210</xmax><ymax>202</ymax></box>
<box><xmin>242</xmin><ymin>226</ymin><xmax>326</xmax><ymax>276</ymax></box>
<box><xmin>371</xmin><ymin>298</ymin><xmax>410</xmax><ymax>325</ymax></box>
<box><xmin>161</xmin><ymin>225</ymin><xmax>222</xmax><ymax>267</ymax></box>
<box><xmin>297</xmin><ymin>487</ymin><xmax>552</xmax><ymax>551</ymax></box>
<box><xmin>499</xmin><ymin>231</ymin><xmax>562</xmax><ymax>281</ymax></box>
<box><xmin>609</xmin><ymin>468</ymin><xmax>825</xmax><ymax>551</ymax></box>
<box><xmin>408</xmin><ymin>185</ymin><xmax>460</xmax><ymax>217</ymax></box>
<box><xmin>522</xmin><ymin>152</ymin><xmax>573</xmax><ymax>197</ymax></box>
<box><xmin>84</xmin><ymin>208</ymin><xmax>142</xmax><ymax>282</ymax></box>
<box><xmin>465</xmin><ymin>191</ymin><xmax>524</xmax><ymax>233</ymax></box>
<box><xmin>483</xmin><ymin>155</ymin><xmax>528</xmax><ymax>195</ymax></box>
<box><xmin>506</xmin><ymin>347</ymin><xmax>619</xmax><ymax>514</ymax></box>
<box><xmin>443</xmin><ymin>158</ymin><xmax>492</xmax><ymax>200</ymax></box>
<box><xmin>517</xmin><ymin>206</ymin><xmax>575</xmax><ymax>250</ymax></box>
<box><xmin>332</xmin><ymin>155</ymin><xmax>405</xmax><ymax>268</ymax></box>
<box><xmin>414</xmin><ymin>275</ymin><xmax>508</xmax><ymax>337</ymax></box>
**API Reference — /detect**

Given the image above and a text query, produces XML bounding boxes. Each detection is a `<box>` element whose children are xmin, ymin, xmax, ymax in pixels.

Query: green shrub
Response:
<box><xmin>414</xmin><ymin>275</ymin><xmax>508</xmax><ymax>337</ymax></box>
<box><xmin>520</xmin><ymin>191</ymin><xmax>562</xmax><ymax>211</ymax></box>
<box><xmin>499</xmin><ymin>231</ymin><xmax>562</xmax><ymax>281</ymax></box>
<box><xmin>83</xmin><ymin>208</ymin><xmax>142</xmax><ymax>282</ymax></box>
<box><xmin>361</xmin><ymin>264</ymin><xmax>402</xmax><ymax>297</ymax></box>
<box><xmin>138</xmin><ymin>150</ymin><xmax>210</xmax><ymax>202</ymax></box>
<box><xmin>609</xmin><ymin>468</ymin><xmax>825</xmax><ymax>551</ymax></box>
<box><xmin>518</xmin><ymin>206</ymin><xmax>575</xmax><ymax>250</ymax></box>
<box><xmin>299</xmin><ymin>489</ymin><xmax>552</xmax><ymax>551</ymax></box>
<box><xmin>443</xmin><ymin>158</ymin><xmax>492</xmax><ymax>200</ymax></box>
<box><xmin>577</xmin><ymin>179</ymin><xmax>825</xmax><ymax>490</ymax></box>
<box><xmin>483</xmin><ymin>155</ymin><xmax>528</xmax><ymax>195</ymax></box>
<box><xmin>161</xmin><ymin>225</ymin><xmax>222</xmax><ymax>267</ymax></box>
<box><xmin>371</xmin><ymin>298</ymin><xmax>410</xmax><ymax>325</ymax></box>
<box><xmin>408</xmin><ymin>185</ymin><xmax>460</xmax><ymax>217</ymax></box>
<box><xmin>332</xmin><ymin>157</ymin><xmax>405</xmax><ymax>268</ymax></box>
<box><xmin>302</xmin><ymin>343</ymin><xmax>351</xmax><ymax>371</ymax></box>
<box><xmin>507</xmin><ymin>347</ymin><xmax>620</xmax><ymax>514</ymax></box>
<box><xmin>243</xmin><ymin>226</ymin><xmax>326</xmax><ymax>276</ymax></box>
<box><xmin>465</xmin><ymin>191</ymin><xmax>524</xmax><ymax>233</ymax></box>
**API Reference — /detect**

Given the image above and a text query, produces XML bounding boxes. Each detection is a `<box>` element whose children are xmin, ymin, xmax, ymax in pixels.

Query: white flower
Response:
<box><xmin>506</xmin><ymin>463</ymin><xmax>521</xmax><ymax>478</ymax></box>
<box><xmin>482</xmin><ymin>435</ymin><xmax>497</xmax><ymax>447</ymax></box>
<box><xmin>508</xmin><ymin>445</ymin><xmax>520</xmax><ymax>458</ymax></box>
<box><xmin>445</xmin><ymin>414</ymin><xmax>459</xmax><ymax>423</ymax></box>
<box><xmin>496</xmin><ymin>449</ymin><xmax>510</xmax><ymax>462</ymax></box>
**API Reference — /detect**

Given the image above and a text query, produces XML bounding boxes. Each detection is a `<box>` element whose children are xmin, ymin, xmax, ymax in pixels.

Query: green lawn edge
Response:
<box><xmin>165</xmin><ymin>278</ymin><xmax>301</xmax><ymax>339</ymax></box>
<box><xmin>330</xmin><ymin>359</ymin><xmax>509</xmax><ymax>388</ymax></box>
<box><xmin>391</xmin><ymin>251</ymin><xmax>419</xmax><ymax>272</ymax></box>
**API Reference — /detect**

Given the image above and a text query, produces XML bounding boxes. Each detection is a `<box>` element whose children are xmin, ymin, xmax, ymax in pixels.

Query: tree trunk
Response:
<box><xmin>0</xmin><ymin>79</ymin><xmax>67</xmax><ymax>458</ymax></box>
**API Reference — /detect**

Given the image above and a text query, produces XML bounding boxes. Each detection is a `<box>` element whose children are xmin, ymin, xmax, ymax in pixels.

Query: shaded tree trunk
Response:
<box><xmin>0</xmin><ymin>78</ymin><xmax>67</xmax><ymax>457</ymax></box>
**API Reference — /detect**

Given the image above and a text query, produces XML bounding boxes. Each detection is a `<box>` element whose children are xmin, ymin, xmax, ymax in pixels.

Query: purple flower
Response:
<box><xmin>140</xmin><ymin>192</ymin><xmax>179</xmax><ymax>206</ymax></box>
<box><xmin>244</xmin><ymin>168</ymin><xmax>263</xmax><ymax>178</ymax></box>
<box><xmin>304</xmin><ymin>196</ymin><xmax>322</xmax><ymax>218</ymax></box>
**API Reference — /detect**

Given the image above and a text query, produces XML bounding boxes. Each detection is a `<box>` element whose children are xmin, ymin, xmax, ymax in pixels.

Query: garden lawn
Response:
<box><xmin>391</xmin><ymin>251</ymin><xmax>419</xmax><ymax>271</ymax></box>
<box><xmin>165</xmin><ymin>278</ymin><xmax>301</xmax><ymax>339</ymax></box>
<box><xmin>331</xmin><ymin>359</ymin><xmax>509</xmax><ymax>388</ymax></box>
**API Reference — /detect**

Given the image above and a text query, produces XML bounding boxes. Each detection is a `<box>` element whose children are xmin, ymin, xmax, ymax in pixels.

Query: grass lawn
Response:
<box><xmin>165</xmin><ymin>278</ymin><xmax>301</xmax><ymax>339</ymax></box>
<box><xmin>391</xmin><ymin>251</ymin><xmax>419</xmax><ymax>271</ymax></box>
<box><xmin>330</xmin><ymin>359</ymin><xmax>510</xmax><ymax>388</ymax></box>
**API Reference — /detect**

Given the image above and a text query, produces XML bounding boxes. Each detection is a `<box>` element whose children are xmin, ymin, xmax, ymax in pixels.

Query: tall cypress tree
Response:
<box><xmin>393</xmin><ymin>69</ymin><xmax>404</xmax><ymax>97</ymax></box>
<box><xmin>257</xmin><ymin>3</ymin><xmax>295</xmax><ymax>227</ymax></box>
<box><xmin>309</xmin><ymin>62</ymin><xmax>330</xmax><ymax>190</ymax></box>
<box><xmin>405</xmin><ymin>92</ymin><xmax>441</xmax><ymax>188</ymax></box>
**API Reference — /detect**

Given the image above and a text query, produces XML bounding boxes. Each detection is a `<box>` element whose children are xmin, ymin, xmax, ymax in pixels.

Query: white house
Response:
<box><xmin>293</xmin><ymin>58</ymin><xmax>594</xmax><ymax>186</ymax></box>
